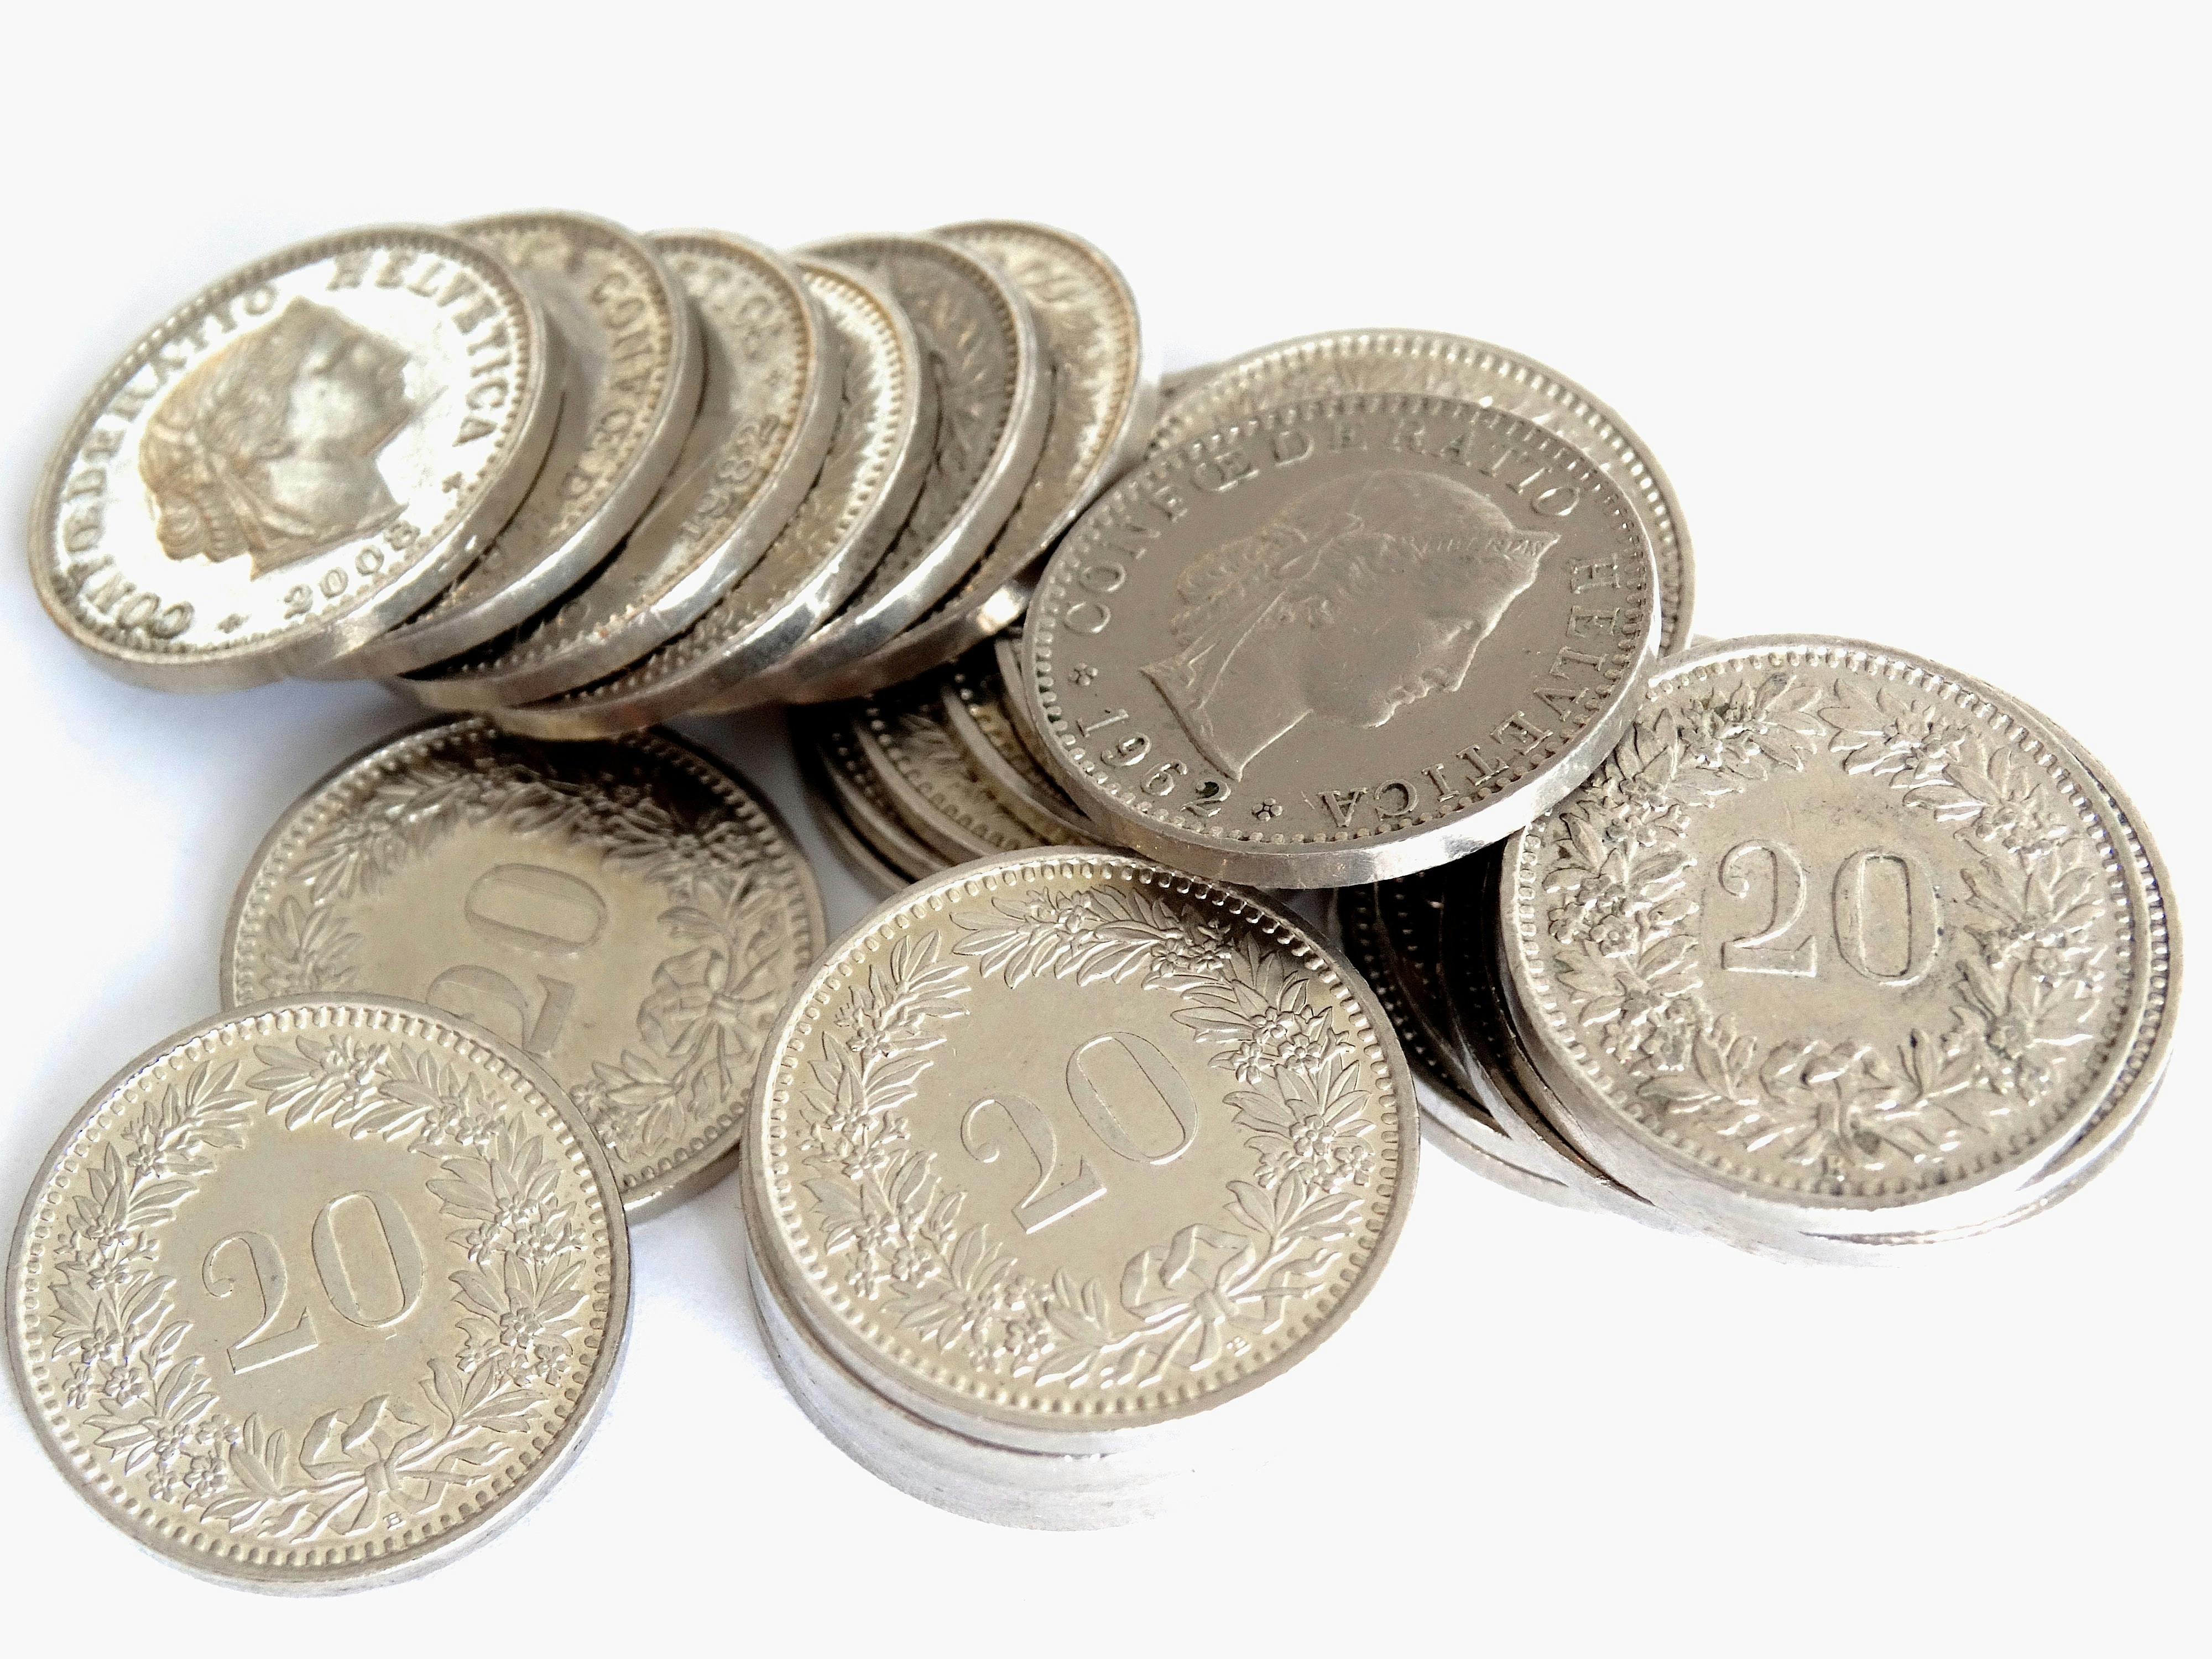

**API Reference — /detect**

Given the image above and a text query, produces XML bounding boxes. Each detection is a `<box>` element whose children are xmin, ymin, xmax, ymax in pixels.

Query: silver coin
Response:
<box><xmin>1150</xmin><ymin>328</ymin><xmax>1693</xmax><ymax>655</ymax></box>
<box><xmin>744</xmin><ymin>234</ymin><xmax>1047</xmax><ymax>706</ymax></box>
<box><xmin>848</xmin><ymin>222</ymin><xmax>1154</xmax><ymax>688</ymax></box>
<box><xmin>746</xmin><ymin>850</ymin><xmax>1417</xmax><ymax>1455</ymax></box>
<box><xmin>942</xmin><ymin>651</ymin><xmax>1100</xmax><ymax>842</ymax></box>
<box><xmin>1021</xmin><ymin>394</ymin><xmax>1660</xmax><ymax>887</ymax></box>
<box><xmin>495</xmin><ymin>256</ymin><xmax>933</xmax><ymax>739</ymax></box>
<box><xmin>994</xmin><ymin>628</ymin><xmax>1061</xmax><ymax>776</ymax></box>
<box><xmin>30</xmin><ymin>226</ymin><xmax>560</xmax><ymax>690</ymax></box>
<box><xmin>795</xmin><ymin>741</ymin><xmax>921</xmax><ymax>900</ymax></box>
<box><xmin>792</xmin><ymin>704</ymin><xmax>950</xmax><ymax>884</ymax></box>
<box><xmin>407</xmin><ymin>231</ymin><xmax>841</xmax><ymax>709</ymax></box>
<box><xmin>1500</xmin><ymin>635</ymin><xmax>2178</xmax><ymax>1246</ymax></box>
<box><xmin>6</xmin><ymin>996</ymin><xmax>629</xmax><ymax>1590</ymax></box>
<box><xmin>322</xmin><ymin>212</ymin><xmax>702</xmax><ymax>679</ymax></box>
<box><xmin>857</xmin><ymin>679</ymin><xmax>1072</xmax><ymax>862</ymax></box>
<box><xmin>222</xmin><ymin>718</ymin><xmax>824</xmax><ymax>1218</ymax></box>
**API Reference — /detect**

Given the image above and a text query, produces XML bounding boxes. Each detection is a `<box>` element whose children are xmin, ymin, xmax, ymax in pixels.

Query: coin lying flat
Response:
<box><xmin>858</xmin><ymin>679</ymin><xmax>1073</xmax><ymax>862</ymax></box>
<box><xmin>849</xmin><ymin>221</ymin><xmax>1154</xmax><ymax>688</ymax></box>
<box><xmin>943</xmin><ymin>652</ymin><xmax>1099</xmax><ymax>841</ymax></box>
<box><xmin>1501</xmin><ymin>635</ymin><xmax>2178</xmax><ymax>1247</ymax></box>
<box><xmin>6</xmin><ymin>996</ymin><xmax>628</xmax><ymax>1590</ymax></box>
<box><xmin>30</xmin><ymin>226</ymin><xmax>561</xmax><ymax>690</ymax></box>
<box><xmin>1022</xmin><ymin>394</ymin><xmax>1660</xmax><ymax>887</ymax></box>
<box><xmin>1149</xmin><ymin>328</ymin><xmax>1694</xmax><ymax>655</ymax></box>
<box><xmin>325</xmin><ymin>212</ymin><xmax>702</xmax><ymax>678</ymax></box>
<box><xmin>222</xmin><ymin>718</ymin><xmax>824</xmax><ymax>1217</ymax></box>
<box><xmin>408</xmin><ymin>231</ymin><xmax>841</xmax><ymax>709</ymax></box>
<box><xmin>740</xmin><ymin>234</ymin><xmax>1047</xmax><ymax>707</ymax></box>
<box><xmin>747</xmin><ymin>849</ymin><xmax>1416</xmax><ymax>1458</ymax></box>
<box><xmin>495</xmin><ymin>256</ymin><xmax>933</xmax><ymax>738</ymax></box>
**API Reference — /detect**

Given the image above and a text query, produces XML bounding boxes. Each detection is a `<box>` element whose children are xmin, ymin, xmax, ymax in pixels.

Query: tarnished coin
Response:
<box><xmin>222</xmin><ymin>718</ymin><xmax>824</xmax><ymax>1217</ymax></box>
<box><xmin>943</xmin><ymin>652</ymin><xmax>1099</xmax><ymax>842</ymax></box>
<box><xmin>857</xmin><ymin>679</ymin><xmax>1073</xmax><ymax>862</ymax></box>
<box><xmin>744</xmin><ymin>234</ymin><xmax>1047</xmax><ymax>706</ymax></box>
<box><xmin>1501</xmin><ymin>636</ymin><xmax>2179</xmax><ymax>1245</ymax></box>
<box><xmin>1022</xmin><ymin>395</ymin><xmax>1660</xmax><ymax>887</ymax></box>
<box><xmin>496</xmin><ymin>256</ymin><xmax>933</xmax><ymax>738</ymax></box>
<box><xmin>325</xmin><ymin>212</ymin><xmax>701</xmax><ymax>678</ymax></box>
<box><xmin>792</xmin><ymin>705</ymin><xmax>948</xmax><ymax>885</ymax></box>
<box><xmin>1150</xmin><ymin>328</ymin><xmax>1693</xmax><ymax>654</ymax></box>
<box><xmin>851</xmin><ymin>222</ymin><xmax>1154</xmax><ymax>688</ymax></box>
<box><xmin>408</xmin><ymin>232</ymin><xmax>841</xmax><ymax>709</ymax></box>
<box><xmin>29</xmin><ymin>226</ymin><xmax>560</xmax><ymax>690</ymax></box>
<box><xmin>747</xmin><ymin>850</ymin><xmax>1416</xmax><ymax>1452</ymax></box>
<box><xmin>6</xmin><ymin>997</ymin><xmax>628</xmax><ymax>1590</ymax></box>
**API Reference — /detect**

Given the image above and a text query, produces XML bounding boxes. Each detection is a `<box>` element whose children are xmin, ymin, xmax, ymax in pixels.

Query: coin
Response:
<box><xmin>6</xmin><ymin>995</ymin><xmax>629</xmax><ymax>1590</ymax></box>
<box><xmin>746</xmin><ymin>849</ymin><xmax>1416</xmax><ymax>1454</ymax></box>
<box><xmin>1021</xmin><ymin>394</ymin><xmax>1660</xmax><ymax>886</ymax></box>
<box><xmin>29</xmin><ymin>226</ymin><xmax>561</xmax><ymax>690</ymax></box>
<box><xmin>222</xmin><ymin>718</ymin><xmax>824</xmax><ymax>1217</ymax></box>
<box><xmin>848</xmin><ymin>222</ymin><xmax>1154</xmax><ymax>688</ymax></box>
<box><xmin>795</xmin><ymin>742</ymin><xmax>920</xmax><ymax>900</ymax></box>
<box><xmin>942</xmin><ymin>651</ymin><xmax>1100</xmax><ymax>842</ymax></box>
<box><xmin>994</xmin><ymin>628</ymin><xmax>1060</xmax><ymax>775</ymax></box>
<box><xmin>495</xmin><ymin>256</ymin><xmax>933</xmax><ymax>739</ymax></box>
<box><xmin>792</xmin><ymin>704</ymin><xmax>949</xmax><ymax>884</ymax></box>
<box><xmin>857</xmin><ymin>678</ymin><xmax>1074</xmax><ymax>862</ymax></box>
<box><xmin>1500</xmin><ymin>635</ymin><xmax>2178</xmax><ymax>1245</ymax></box>
<box><xmin>407</xmin><ymin>231</ymin><xmax>841</xmax><ymax>709</ymax></box>
<box><xmin>324</xmin><ymin>213</ymin><xmax>702</xmax><ymax>679</ymax></box>
<box><xmin>744</xmin><ymin>234</ymin><xmax>1047</xmax><ymax>706</ymax></box>
<box><xmin>1148</xmin><ymin>328</ymin><xmax>1693</xmax><ymax>655</ymax></box>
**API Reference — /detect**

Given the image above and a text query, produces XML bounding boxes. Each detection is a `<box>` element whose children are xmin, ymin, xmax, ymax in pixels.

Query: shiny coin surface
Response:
<box><xmin>326</xmin><ymin>212</ymin><xmax>701</xmax><ymax>677</ymax></box>
<box><xmin>498</xmin><ymin>256</ymin><xmax>933</xmax><ymax>738</ymax></box>
<box><xmin>222</xmin><ymin>718</ymin><xmax>823</xmax><ymax>1217</ymax></box>
<box><xmin>1022</xmin><ymin>394</ymin><xmax>1660</xmax><ymax>887</ymax></box>
<box><xmin>943</xmin><ymin>651</ymin><xmax>1100</xmax><ymax>842</ymax></box>
<box><xmin>852</xmin><ymin>221</ymin><xmax>1153</xmax><ymax>687</ymax></box>
<box><xmin>747</xmin><ymin>234</ymin><xmax>1047</xmax><ymax>705</ymax></box>
<box><xmin>858</xmin><ymin>678</ymin><xmax>1072</xmax><ymax>861</ymax></box>
<box><xmin>748</xmin><ymin>850</ymin><xmax>1416</xmax><ymax>1450</ymax></box>
<box><xmin>796</xmin><ymin>745</ymin><xmax>920</xmax><ymax>900</ymax></box>
<box><xmin>408</xmin><ymin>231</ymin><xmax>840</xmax><ymax>708</ymax></box>
<box><xmin>6</xmin><ymin>996</ymin><xmax>628</xmax><ymax>1590</ymax></box>
<box><xmin>1150</xmin><ymin>328</ymin><xmax>1693</xmax><ymax>655</ymax></box>
<box><xmin>793</xmin><ymin>703</ymin><xmax>951</xmax><ymax>884</ymax></box>
<box><xmin>1501</xmin><ymin>635</ymin><xmax>2178</xmax><ymax>1243</ymax></box>
<box><xmin>30</xmin><ymin>226</ymin><xmax>560</xmax><ymax>690</ymax></box>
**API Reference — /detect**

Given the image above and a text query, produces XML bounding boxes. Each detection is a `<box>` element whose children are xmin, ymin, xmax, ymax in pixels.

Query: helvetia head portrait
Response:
<box><xmin>138</xmin><ymin>298</ymin><xmax>414</xmax><ymax>575</ymax></box>
<box><xmin>1139</xmin><ymin>469</ymin><xmax>1557</xmax><ymax>779</ymax></box>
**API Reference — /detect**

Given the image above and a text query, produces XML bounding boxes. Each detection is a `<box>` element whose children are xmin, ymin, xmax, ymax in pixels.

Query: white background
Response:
<box><xmin>1</xmin><ymin>6</ymin><xmax>2201</xmax><ymax>1653</ymax></box>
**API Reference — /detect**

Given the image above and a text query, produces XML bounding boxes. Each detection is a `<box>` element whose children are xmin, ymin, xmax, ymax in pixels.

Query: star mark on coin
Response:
<box><xmin>1071</xmin><ymin>663</ymin><xmax>1098</xmax><ymax>686</ymax></box>
<box><xmin>1251</xmin><ymin>799</ymin><xmax>1283</xmax><ymax>820</ymax></box>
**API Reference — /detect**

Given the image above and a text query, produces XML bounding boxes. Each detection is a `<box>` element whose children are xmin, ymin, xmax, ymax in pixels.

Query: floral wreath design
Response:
<box><xmin>1532</xmin><ymin>664</ymin><xmax>2113</xmax><ymax>1193</ymax></box>
<box><xmin>789</xmin><ymin>884</ymin><xmax>1387</xmax><ymax>1395</ymax></box>
<box><xmin>244</xmin><ymin>727</ymin><xmax>794</xmax><ymax>1180</ymax></box>
<box><xmin>39</xmin><ymin>1032</ymin><xmax>601</xmax><ymax>1547</ymax></box>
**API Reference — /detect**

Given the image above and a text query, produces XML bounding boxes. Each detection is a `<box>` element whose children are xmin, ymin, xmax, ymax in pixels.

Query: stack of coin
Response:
<box><xmin>29</xmin><ymin>216</ymin><xmax>1154</xmax><ymax>726</ymax></box>
<box><xmin>1342</xmin><ymin>637</ymin><xmax>2179</xmax><ymax>1260</ymax></box>
<box><xmin>741</xmin><ymin>850</ymin><xmax>1417</xmax><ymax>1526</ymax></box>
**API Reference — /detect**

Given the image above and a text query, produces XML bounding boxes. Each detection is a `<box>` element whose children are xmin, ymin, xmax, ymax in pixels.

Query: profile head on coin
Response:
<box><xmin>6</xmin><ymin>997</ymin><xmax>629</xmax><ymax>1590</ymax></box>
<box><xmin>748</xmin><ymin>851</ymin><xmax>1416</xmax><ymax>1449</ymax></box>
<box><xmin>223</xmin><ymin>719</ymin><xmax>825</xmax><ymax>1217</ymax></box>
<box><xmin>1022</xmin><ymin>395</ymin><xmax>1659</xmax><ymax>886</ymax></box>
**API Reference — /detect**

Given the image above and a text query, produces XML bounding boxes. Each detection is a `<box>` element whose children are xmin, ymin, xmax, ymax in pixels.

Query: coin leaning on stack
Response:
<box><xmin>13</xmin><ymin>208</ymin><xmax>2185</xmax><ymax>1578</ymax></box>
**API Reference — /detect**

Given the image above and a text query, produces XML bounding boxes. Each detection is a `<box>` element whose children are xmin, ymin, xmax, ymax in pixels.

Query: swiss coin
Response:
<box><xmin>851</xmin><ymin>221</ymin><xmax>1154</xmax><ymax>688</ymax></box>
<box><xmin>857</xmin><ymin>677</ymin><xmax>1074</xmax><ymax>861</ymax></box>
<box><xmin>742</xmin><ymin>234</ymin><xmax>1047</xmax><ymax>706</ymax></box>
<box><xmin>747</xmin><ymin>849</ymin><xmax>1417</xmax><ymax>1457</ymax></box>
<box><xmin>1149</xmin><ymin>328</ymin><xmax>1694</xmax><ymax>654</ymax></box>
<box><xmin>795</xmin><ymin>742</ymin><xmax>921</xmax><ymax>900</ymax></box>
<box><xmin>943</xmin><ymin>651</ymin><xmax>1100</xmax><ymax>842</ymax></box>
<box><xmin>792</xmin><ymin>704</ymin><xmax>948</xmax><ymax>884</ymax></box>
<box><xmin>29</xmin><ymin>226</ymin><xmax>560</xmax><ymax>690</ymax></box>
<box><xmin>325</xmin><ymin>212</ymin><xmax>702</xmax><ymax>678</ymax></box>
<box><xmin>1500</xmin><ymin>635</ymin><xmax>2179</xmax><ymax>1246</ymax></box>
<box><xmin>1022</xmin><ymin>394</ymin><xmax>1660</xmax><ymax>887</ymax></box>
<box><xmin>497</xmin><ymin>255</ymin><xmax>933</xmax><ymax>738</ymax></box>
<box><xmin>222</xmin><ymin>718</ymin><xmax>824</xmax><ymax>1217</ymax></box>
<box><xmin>408</xmin><ymin>232</ymin><xmax>841</xmax><ymax>709</ymax></box>
<box><xmin>6</xmin><ymin>996</ymin><xmax>629</xmax><ymax>1590</ymax></box>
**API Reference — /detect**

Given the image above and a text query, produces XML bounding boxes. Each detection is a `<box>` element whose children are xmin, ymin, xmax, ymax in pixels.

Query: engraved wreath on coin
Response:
<box><xmin>791</xmin><ymin>887</ymin><xmax>1378</xmax><ymax>1389</ymax></box>
<box><xmin>1533</xmin><ymin>665</ymin><xmax>2112</xmax><ymax>1191</ymax></box>
<box><xmin>251</xmin><ymin>738</ymin><xmax>788</xmax><ymax>1176</ymax></box>
<box><xmin>40</xmin><ymin>1039</ymin><xmax>592</xmax><ymax>1544</ymax></box>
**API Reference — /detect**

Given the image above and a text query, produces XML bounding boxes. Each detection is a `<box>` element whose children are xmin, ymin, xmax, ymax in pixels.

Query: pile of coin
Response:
<box><xmin>12</xmin><ymin>212</ymin><xmax>2182</xmax><ymax>1579</ymax></box>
